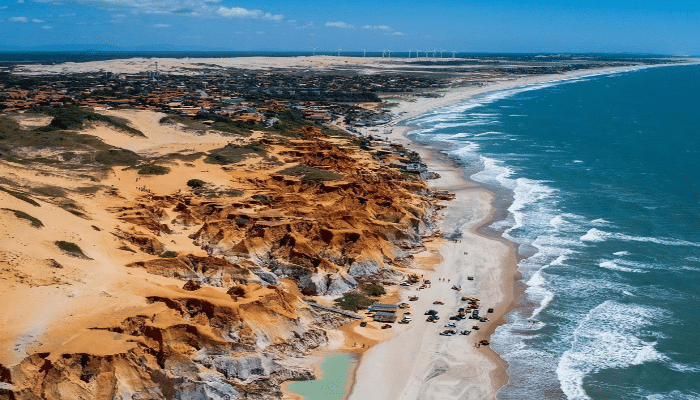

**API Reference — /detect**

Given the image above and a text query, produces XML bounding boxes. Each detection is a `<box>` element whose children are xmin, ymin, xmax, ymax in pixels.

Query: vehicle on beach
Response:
<box><xmin>468</xmin><ymin>276</ymin><xmax>474</xmax><ymax>280</ymax></box>
<box><xmin>460</xmin><ymin>330</ymin><xmax>471</xmax><ymax>335</ymax></box>
<box><xmin>444</xmin><ymin>323</ymin><xmax>456</xmax><ymax>328</ymax></box>
<box><xmin>439</xmin><ymin>329</ymin><xmax>456</xmax><ymax>336</ymax></box>
<box><xmin>403</xmin><ymin>311</ymin><xmax>411</xmax><ymax>315</ymax></box>
<box><xmin>479</xmin><ymin>317</ymin><xmax>489</xmax><ymax>322</ymax></box>
<box><xmin>418</xmin><ymin>285</ymin><xmax>427</xmax><ymax>290</ymax></box>
<box><xmin>472</xmin><ymin>325</ymin><xmax>480</xmax><ymax>330</ymax></box>
<box><xmin>381</xmin><ymin>324</ymin><xmax>392</xmax><ymax>329</ymax></box>
<box><xmin>433</xmin><ymin>301</ymin><xmax>444</xmax><ymax>305</ymax></box>
<box><xmin>425</xmin><ymin>309</ymin><xmax>438</xmax><ymax>315</ymax></box>
<box><xmin>423</xmin><ymin>280</ymin><xmax>431</xmax><ymax>285</ymax></box>
<box><xmin>409</xmin><ymin>296</ymin><xmax>418</xmax><ymax>301</ymax></box>
<box><xmin>400</xmin><ymin>282</ymin><xmax>411</xmax><ymax>286</ymax></box>
<box><xmin>451</xmin><ymin>285</ymin><xmax>461</xmax><ymax>291</ymax></box>
<box><xmin>398</xmin><ymin>302</ymin><xmax>410</xmax><ymax>309</ymax></box>
<box><xmin>487</xmin><ymin>308</ymin><xmax>494</xmax><ymax>313</ymax></box>
<box><xmin>360</xmin><ymin>321</ymin><xmax>367</xmax><ymax>327</ymax></box>
<box><xmin>479</xmin><ymin>339</ymin><xmax>490</xmax><ymax>346</ymax></box>
<box><xmin>426</xmin><ymin>315</ymin><xmax>440</xmax><ymax>322</ymax></box>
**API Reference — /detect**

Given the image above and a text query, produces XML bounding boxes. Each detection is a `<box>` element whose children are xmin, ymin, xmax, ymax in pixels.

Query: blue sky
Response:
<box><xmin>0</xmin><ymin>0</ymin><xmax>698</xmax><ymax>54</ymax></box>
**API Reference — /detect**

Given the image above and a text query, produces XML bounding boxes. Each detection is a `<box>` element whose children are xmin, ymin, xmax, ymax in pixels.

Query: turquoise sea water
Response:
<box><xmin>407</xmin><ymin>64</ymin><xmax>700</xmax><ymax>399</ymax></box>
<box><xmin>288</xmin><ymin>353</ymin><xmax>358</xmax><ymax>400</ymax></box>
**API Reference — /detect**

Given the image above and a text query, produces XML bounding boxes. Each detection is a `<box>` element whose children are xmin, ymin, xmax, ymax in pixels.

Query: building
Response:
<box><xmin>373</xmin><ymin>311</ymin><xmax>397</xmax><ymax>323</ymax></box>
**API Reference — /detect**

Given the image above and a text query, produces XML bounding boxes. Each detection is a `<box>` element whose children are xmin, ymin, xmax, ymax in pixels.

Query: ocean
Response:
<box><xmin>406</xmin><ymin>64</ymin><xmax>700</xmax><ymax>399</ymax></box>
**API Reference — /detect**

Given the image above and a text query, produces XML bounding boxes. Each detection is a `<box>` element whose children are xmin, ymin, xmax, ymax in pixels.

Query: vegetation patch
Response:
<box><xmin>361</xmin><ymin>283</ymin><xmax>386</xmax><ymax>297</ymax></box>
<box><xmin>33</xmin><ymin>106</ymin><xmax>145</xmax><ymax>136</ymax></box>
<box><xmin>186</xmin><ymin>179</ymin><xmax>207</xmax><ymax>188</ymax></box>
<box><xmin>159</xmin><ymin>251</ymin><xmax>178</xmax><ymax>258</ymax></box>
<box><xmin>55</xmin><ymin>240</ymin><xmax>90</xmax><ymax>259</ymax></box>
<box><xmin>93</xmin><ymin>149</ymin><xmax>141</xmax><ymax>166</ymax></box>
<box><xmin>0</xmin><ymin>186</ymin><xmax>40</xmax><ymax>207</ymax></box>
<box><xmin>204</xmin><ymin>142</ymin><xmax>267</xmax><ymax>165</ymax></box>
<box><xmin>334</xmin><ymin>292</ymin><xmax>375</xmax><ymax>312</ymax></box>
<box><xmin>137</xmin><ymin>164</ymin><xmax>170</xmax><ymax>175</ymax></box>
<box><xmin>279</xmin><ymin>165</ymin><xmax>342</xmax><ymax>183</ymax></box>
<box><xmin>31</xmin><ymin>185</ymin><xmax>67</xmax><ymax>198</ymax></box>
<box><xmin>1</xmin><ymin>208</ymin><xmax>43</xmax><ymax>228</ymax></box>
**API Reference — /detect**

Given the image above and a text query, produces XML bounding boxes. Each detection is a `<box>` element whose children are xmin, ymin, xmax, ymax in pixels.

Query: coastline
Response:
<box><xmin>344</xmin><ymin>64</ymin><xmax>662</xmax><ymax>400</ymax></box>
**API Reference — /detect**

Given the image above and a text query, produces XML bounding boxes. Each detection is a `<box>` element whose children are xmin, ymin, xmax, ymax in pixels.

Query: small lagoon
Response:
<box><xmin>287</xmin><ymin>353</ymin><xmax>358</xmax><ymax>400</ymax></box>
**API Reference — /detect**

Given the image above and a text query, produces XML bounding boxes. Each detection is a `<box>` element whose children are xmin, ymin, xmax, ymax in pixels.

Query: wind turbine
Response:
<box><xmin>452</xmin><ymin>50</ymin><xmax>457</xmax><ymax>59</ymax></box>
<box><xmin>432</xmin><ymin>49</ymin><xmax>436</xmax><ymax>58</ymax></box>
<box><xmin>337</xmin><ymin>47</ymin><xmax>342</xmax><ymax>56</ymax></box>
<box><xmin>362</xmin><ymin>48</ymin><xmax>367</xmax><ymax>57</ymax></box>
<box><xmin>425</xmin><ymin>50</ymin><xmax>429</xmax><ymax>58</ymax></box>
<box><xmin>382</xmin><ymin>49</ymin><xmax>387</xmax><ymax>57</ymax></box>
<box><xmin>387</xmin><ymin>49</ymin><xmax>392</xmax><ymax>58</ymax></box>
<box><xmin>408</xmin><ymin>49</ymin><xmax>413</xmax><ymax>58</ymax></box>
<box><xmin>311</xmin><ymin>47</ymin><xmax>316</xmax><ymax>56</ymax></box>
<box><xmin>440</xmin><ymin>50</ymin><xmax>444</xmax><ymax>58</ymax></box>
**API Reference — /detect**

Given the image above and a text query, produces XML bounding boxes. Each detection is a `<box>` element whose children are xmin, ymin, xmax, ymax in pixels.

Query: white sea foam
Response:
<box><xmin>573</xmin><ymin>160</ymin><xmax>584</xmax><ymax>163</ymax></box>
<box><xmin>613</xmin><ymin>251</ymin><xmax>630</xmax><ymax>256</ymax></box>
<box><xmin>581</xmin><ymin>228</ymin><xmax>700</xmax><ymax>247</ymax></box>
<box><xmin>580</xmin><ymin>228</ymin><xmax>607</xmax><ymax>242</ymax></box>
<box><xmin>623</xmin><ymin>290</ymin><xmax>635</xmax><ymax>296</ymax></box>
<box><xmin>557</xmin><ymin>301</ymin><xmax>666</xmax><ymax>400</ymax></box>
<box><xmin>599</xmin><ymin>260</ymin><xmax>644</xmax><ymax>273</ymax></box>
<box><xmin>591</xmin><ymin>218</ymin><xmax>611</xmax><ymax>225</ymax></box>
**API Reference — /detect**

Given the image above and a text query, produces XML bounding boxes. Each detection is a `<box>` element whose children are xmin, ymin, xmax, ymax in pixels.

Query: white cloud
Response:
<box><xmin>325</xmin><ymin>21</ymin><xmax>353</xmax><ymax>29</ymax></box>
<box><xmin>0</xmin><ymin>6</ymin><xmax>8</xmax><ymax>10</ymax></box>
<box><xmin>363</xmin><ymin>25</ymin><xmax>391</xmax><ymax>31</ymax></box>
<box><xmin>32</xmin><ymin>18</ymin><xmax>45</xmax><ymax>23</ymax></box>
<box><xmin>217</xmin><ymin>6</ymin><xmax>282</xmax><ymax>21</ymax></box>
<box><xmin>42</xmin><ymin>25</ymin><xmax>52</xmax><ymax>29</ymax></box>
<box><xmin>17</xmin><ymin>0</ymin><xmax>25</xmax><ymax>3</ymax></box>
<box><xmin>10</xmin><ymin>16</ymin><xmax>28</xmax><ymax>22</ymax></box>
<box><xmin>31</xmin><ymin>1</ymin><xmax>283</xmax><ymax>20</ymax></box>
<box><xmin>392</xmin><ymin>31</ymin><xmax>406</xmax><ymax>36</ymax></box>
<box><xmin>154</xmin><ymin>23</ymin><xmax>170</xmax><ymax>27</ymax></box>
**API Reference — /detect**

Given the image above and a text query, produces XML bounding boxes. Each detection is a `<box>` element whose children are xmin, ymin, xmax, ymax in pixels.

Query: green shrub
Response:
<box><xmin>55</xmin><ymin>240</ymin><xmax>89</xmax><ymax>258</ymax></box>
<box><xmin>235</xmin><ymin>217</ymin><xmax>248</xmax><ymax>228</ymax></box>
<box><xmin>334</xmin><ymin>293</ymin><xmax>375</xmax><ymax>312</ymax></box>
<box><xmin>159</xmin><ymin>251</ymin><xmax>178</xmax><ymax>258</ymax></box>
<box><xmin>279</xmin><ymin>165</ymin><xmax>342</xmax><ymax>183</ymax></box>
<box><xmin>204</xmin><ymin>142</ymin><xmax>267</xmax><ymax>165</ymax></box>
<box><xmin>187</xmin><ymin>179</ymin><xmax>206</xmax><ymax>188</ymax></box>
<box><xmin>137</xmin><ymin>164</ymin><xmax>170</xmax><ymax>175</ymax></box>
<box><xmin>94</xmin><ymin>149</ymin><xmax>141</xmax><ymax>166</ymax></box>
<box><xmin>361</xmin><ymin>283</ymin><xmax>386</xmax><ymax>297</ymax></box>
<box><xmin>2</xmin><ymin>208</ymin><xmax>43</xmax><ymax>227</ymax></box>
<box><xmin>0</xmin><ymin>186</ymin><xmax>40</xmax><ymax>207</ymax></box>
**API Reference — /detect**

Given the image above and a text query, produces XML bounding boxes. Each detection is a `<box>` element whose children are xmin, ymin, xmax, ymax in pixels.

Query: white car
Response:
<box><xmin>444</xmin><ymin>323</ymin><xmax>456</xmax><ymax>328</ymax></box>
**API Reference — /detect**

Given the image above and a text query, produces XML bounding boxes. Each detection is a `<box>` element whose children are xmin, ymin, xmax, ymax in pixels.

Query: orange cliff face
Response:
<box><xmin>0</xmin><ymin>109</ymin><xmax>443</xmax><ymax>399</ymax></box>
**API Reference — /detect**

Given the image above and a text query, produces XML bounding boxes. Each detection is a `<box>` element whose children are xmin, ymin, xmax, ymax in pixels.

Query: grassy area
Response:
<box><xmin>1</xmin><ymin>114</ymin><xmax>142</xmax><ymax>167</ymax></box>
<box><xmin>33</xmin><ymin>106</ymin><xmax>145</xmax><ymax>137</ymax></box>
<box><xmin>55</xmin><ymin>240</ymin><xmax>90</xmax><ymax>259</ymax></box>
<box><xmin>361</xmin><ymin>283</ymin><xmax>386</xmax><ymax>297</ymax></box>
<box><xmin>93</xmin><ymin>149</ymin><xmax>141</xmax><ymax>166</ymax></box>
<box><xmin>334</xmin><ymin>292</ymin><xmax>375</xmax><ymax>312</ymax></box>
<box><xmin>186</xmin><ymin>179</ymin><xmax>206</xmax><ymax>188</ymax></box>
<box><xmin>279</xmin><ymin>165</ymin><xmax>342</xmax><ymax>183</ymax></box>
<box><xmin>204</xmin><ymin>142</ymin><xmax>267</xmax><ymax>165</ymax></box>
<box><xmin>159</xmin><ymin>251</ymin><xmax>178</xmax><ymax>258</ymax></box>
<box><xmin>160</xmin><ymin>114</ymin><xmax>252</xmax><ymax>136</ymax></box>
<box><xmin>1</xmin><ymin>208</ymin><xmax>43</xmax><ymax>228</ymax></box>
<box><xmin>137</xmin><ymin>164</ymin><xmax>170</xmax><ymax>175</ymax></box>
<box><xmin>0</xmin><ymin>186</ymin><xmax>41</xmax><ymax>206</ymax></box>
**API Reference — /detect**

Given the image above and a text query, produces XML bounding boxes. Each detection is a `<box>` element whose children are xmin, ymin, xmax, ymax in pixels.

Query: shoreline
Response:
<box><xmin>343</xmin><ymin>64</ymin><xmax>666</xmax><ymax>400</ymax></box>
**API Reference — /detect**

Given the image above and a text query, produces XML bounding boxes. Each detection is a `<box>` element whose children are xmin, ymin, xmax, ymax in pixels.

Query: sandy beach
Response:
<box><xmin>344</xmin><ymin>64</ymin><xmax>662</xmax><ymax>400</ymax></box>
